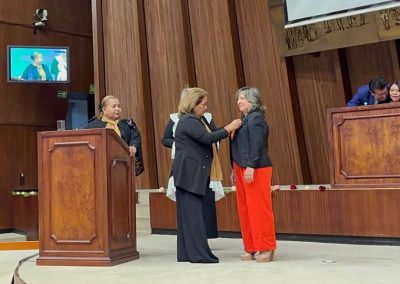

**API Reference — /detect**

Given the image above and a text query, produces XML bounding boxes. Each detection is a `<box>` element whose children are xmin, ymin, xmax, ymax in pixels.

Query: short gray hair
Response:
<box><xmin>236</xmin><ymin>87</ymin><xmax>266</xmax><ymax>114</ymax></box>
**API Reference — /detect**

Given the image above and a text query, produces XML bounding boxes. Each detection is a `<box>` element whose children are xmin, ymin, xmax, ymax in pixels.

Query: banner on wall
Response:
<box><xmin>270</xmin><ymin>2</ymin><xmax>400</xmax><ymax>57</ymax></box>
<box><xmin>284</xmin><ymin>0</ymin><xmax>400</xmax><ymax>28</ymax></box>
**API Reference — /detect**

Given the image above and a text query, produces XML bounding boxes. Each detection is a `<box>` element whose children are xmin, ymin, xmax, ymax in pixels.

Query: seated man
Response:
<box><xmin>347</xmin><ymin>77</ymin><xmax>390</xmax><ymax>106</ymax></box>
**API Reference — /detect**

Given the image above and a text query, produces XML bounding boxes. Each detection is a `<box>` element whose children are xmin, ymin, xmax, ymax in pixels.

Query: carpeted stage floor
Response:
<box><xmin>2</xmin><ymin>232</ymin><xmax>400</xmax><ymax>284</ymax></box>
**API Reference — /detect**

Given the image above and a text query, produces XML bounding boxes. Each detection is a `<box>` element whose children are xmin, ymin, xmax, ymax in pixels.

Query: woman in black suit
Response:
<box><xmin>162</xmin><ymin>90</ymin><xmax>224</xmax><ymax>239</ymax></box>
<box><xmin>85</xmin><ymin>95</ymin><xmax>143</xmax><ymax>175</ymax></box>
<box><xmin>172</xmin><ymin>87</ymin><xmax>241</xmax><ymax>263</ymax></box>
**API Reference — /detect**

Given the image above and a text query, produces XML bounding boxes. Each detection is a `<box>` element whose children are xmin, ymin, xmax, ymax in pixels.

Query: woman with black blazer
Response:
<box><xmin>85</xmin><ymin>95</ymin><xmax>144</xmax><ymax>176</ymax></box>
<box><xmin>172</xmin><ymin>87</ymin><xmax>241</xmax><ymax>263</ymax></box>
<box><xmin>162</xmin><ymin>101</ymin><xmax>224</xmax><ymax>239</ymax></box>
<box><xmin>230</xmin><ymin>87</ymin><xmax>276</xmax><ymax>263</ymax></box>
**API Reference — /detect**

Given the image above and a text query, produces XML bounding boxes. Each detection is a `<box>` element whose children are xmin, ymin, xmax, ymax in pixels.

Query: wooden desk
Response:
<box><xmin>328</xmin><ymin>104</ymin><xmax>400</xmax><ymax>188</ymax></box>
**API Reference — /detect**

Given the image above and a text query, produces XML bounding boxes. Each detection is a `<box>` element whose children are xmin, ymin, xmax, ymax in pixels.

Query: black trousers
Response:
<box><xmin>203</xmin><ymin>188</ymin><xmax>218</xmax><ymax>239</ymax></box>
<box><xmin>176</xmin><ymin>187</ymin><xmax>219</xmax><ymax>263</ymax></box>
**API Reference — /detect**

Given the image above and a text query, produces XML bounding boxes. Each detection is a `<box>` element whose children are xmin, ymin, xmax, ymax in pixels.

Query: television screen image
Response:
<box><xmin>8</xmin><ymin>46</ymin><xmax>69</xmax><ymax>83</ymax></box>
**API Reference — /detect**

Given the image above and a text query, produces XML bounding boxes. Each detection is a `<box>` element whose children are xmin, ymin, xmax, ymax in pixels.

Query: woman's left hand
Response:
<box><xmin>129</xmin><ymin>146</ymin><xmax>137</xmax><ymax>157</ymax></box>
<box><xmin>244</xmin><ymin>167</ymin><xmax>254</xmax><ymax>183</ymax></box>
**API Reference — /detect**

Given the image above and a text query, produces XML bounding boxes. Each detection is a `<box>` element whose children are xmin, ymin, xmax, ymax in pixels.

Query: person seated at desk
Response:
<box><xmin>389</xmin><ymin>81</ymin><xmax>400</xmax><ymax>103</ymax></box>
<box><xmin>347</xmin><ymin>77</ymin><xmax>390</xmax><ymax>106</ymax></box>
<box><xmin>85</xmin><ymin>95</ymin><xmax>144</xmax><ymax>175</ymax></box>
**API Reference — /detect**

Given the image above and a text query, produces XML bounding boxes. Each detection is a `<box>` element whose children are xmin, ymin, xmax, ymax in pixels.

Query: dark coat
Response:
<box><xmin>162</xmin><ymin>116</ymin><xmax>218</xmax><ymax>148</ymax></box>
<box><xmin>162</xmin><ymin>118</ymin><xmax>175</xmax><ymax>148</ymax></box>
<box><xmin>347</xmin><ymin>84</ymin><xmax>390</xmax><ymax>106</ymax></box>
<box><xmin>21</xmin><ymin>64</ymin><xmax>52</xmax><ymax>81</ymax></box>
<box><xmin>230</xmin><ymin>111</ymin><xmax>272</xmax><ymax>169</ymax></box>
<box><xmin>172</xmin><ymin>113</ymin><xmax>228</xmax><ymax>196</ymax></box>
<box><xmin>84</xmin><ymin>118</ymin><xmax>142</xmax><ymax>160</ymax></box>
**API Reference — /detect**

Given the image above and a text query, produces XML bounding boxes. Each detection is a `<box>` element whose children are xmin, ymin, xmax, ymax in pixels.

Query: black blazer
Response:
<box><xmin>230</xmin><ymin>111</ymin><xmax>272</xmax><ymax>168</ymax></box>
<box><xmin>85</xmin><ymin>118</ymin><xmax>143</xmax><ymax>160</ymax></box>
<box><xmin>162</xmin><ymin>118</ymin><xmax>175</xmax><ymax>148</ymax></box>
<box><xmin>162</xmin><ymin>115</ymin><xmax>218</xmax><ymax>148</ymax></box>
<box><xmin>172</xmin><ymin>113</ymin><xmax>228</xmax><ymax>196</ymax></box>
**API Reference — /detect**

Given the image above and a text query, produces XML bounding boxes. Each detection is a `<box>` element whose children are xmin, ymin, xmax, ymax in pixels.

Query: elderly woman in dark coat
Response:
<box><xmin>172</xmin><ymin>87</ymin><xmax>241</xmax><ymax>263</ymax></box>
<box><xmin>85</xmin><ymin>95</ymin><xmax>143</xmax><ymax>175</ymax></box>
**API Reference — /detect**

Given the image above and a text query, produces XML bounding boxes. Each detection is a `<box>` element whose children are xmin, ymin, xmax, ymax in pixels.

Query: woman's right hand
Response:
<box><xmin>224</xmin><ymin>119</ymin><xmax>242</xmax><ymax>133</ymax></box>
<box><xmin>230</xmin><ymin>171</ymin><xmax>236</xmax><ymax>185</ymax></box>
<box><xmin>129</xmin><ymin>146</ymin><xmax>137</xmax><ymax>157</ymax></box>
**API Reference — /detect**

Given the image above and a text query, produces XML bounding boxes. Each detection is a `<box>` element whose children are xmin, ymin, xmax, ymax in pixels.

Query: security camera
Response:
<box><xmin>33</xmin><ymin>8</ymin><xmax>48</xmax><ymax>33</ymax></box>
<box><xmin>35</xmin><ymin>9</ymin><xmax>48</xmax><ymax>22</ymax></box>
<box><xmin>34</xmin><ymin>21</ymin><xmax>46</xmax><ymax>27</ymax></box>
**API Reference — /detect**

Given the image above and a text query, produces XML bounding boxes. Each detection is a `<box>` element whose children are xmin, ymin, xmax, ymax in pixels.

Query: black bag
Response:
<box><xmin>135</xmin><ymin>154</ymin><xmax>144</xmax><ymax>176</ymax></box>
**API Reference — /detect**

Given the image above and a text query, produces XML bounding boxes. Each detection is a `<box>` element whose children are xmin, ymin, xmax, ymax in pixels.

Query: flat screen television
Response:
<box><xmin>7</xmin><ymin>46</ymin><xmax>69</xmax><ymax>83</ymax></box>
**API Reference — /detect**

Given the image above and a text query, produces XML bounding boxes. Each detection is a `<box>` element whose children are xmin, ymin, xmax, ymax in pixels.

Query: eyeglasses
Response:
<box><xmin>372</xmin><ymin>89</ymin><xmax>388</xmax><ymax>97</ymax></box>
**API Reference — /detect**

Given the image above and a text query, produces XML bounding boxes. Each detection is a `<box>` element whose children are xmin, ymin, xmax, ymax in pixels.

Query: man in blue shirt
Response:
<box><xmin>347</xmin><ymin>77</ymin><xmax>390</xmax><ymax>106</ymax></box>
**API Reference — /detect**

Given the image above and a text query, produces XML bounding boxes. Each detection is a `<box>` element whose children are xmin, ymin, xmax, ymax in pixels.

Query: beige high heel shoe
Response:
<box><xmin>240</xmin><ymin>252</ymin><xmax>256</xmax><ymax>261</ymax></box>
<box><xmin>255</xmin><ymin>250</ymin><xmax>275</xmax><ymax>263</ymax></box>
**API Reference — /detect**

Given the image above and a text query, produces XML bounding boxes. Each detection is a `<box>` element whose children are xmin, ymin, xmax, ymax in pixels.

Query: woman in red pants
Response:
<box><xmin>230</xmin><ymin>86</ymin><xmax>276</xmax><ymax>263</ymax></box>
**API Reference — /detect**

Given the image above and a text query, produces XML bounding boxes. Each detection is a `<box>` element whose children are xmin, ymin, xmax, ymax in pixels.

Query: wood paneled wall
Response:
<box><xmin>235</xmin><ymin>0</ymin><xmax>310</xmax><ymax>184</ymax></box>
<box><xmin>292</xmin><ymin>51</ymin><xmax>348</xmax><ymax>184</ymax></box>
<box><xmin>346</xmin><ymin>41</ymin><xmax>400</xmax><ymax>94</ymax></box>
<box><xmin>188</xmin><ymin>0</ymin><xmax>242</xmax><ymax>182</ymax></box>
<box><xmin>0</xmin><ymin>0</ymin><xmax>93</xmax><ymax>125</ymax></box>
<box><xmin>93</xmin><ymin>0</ymin><xmax>311</xmax><ymax>187</ymax></box>
<box><xmin>0</xmin><ymin>0</ymin><xmax>93</xmax><ymax>236</ymax></box>
<box><xmin>93</xmin><ymin>1</ymin><xmax>400</xmax><ymax>188</ymax></box>
<box><xmin>95</xmin><ymin>0</ymin><xmax>158</xmax><ymax>189</ymax></box>
<box><xmin>143</xmin><ymin>0</ymin><xmax>193</xmax><ymax>186</ymax></box>
<box><xmin>150</xmin><ymin>189</ymin><xmax>400</xmax><ymax>237</ymax></box>
<box><xmin>0</xmin><ymin>126</ymin><xmax>50</xmax><ymax>230</ymax></box>
<box><xmin>0</xmin><ymin>0</ymin><xmax>92</xmax><ymax>36</ymax></box>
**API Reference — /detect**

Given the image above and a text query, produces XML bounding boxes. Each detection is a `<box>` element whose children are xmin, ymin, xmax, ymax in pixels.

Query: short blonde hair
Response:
<box><xmin>178</xmin><ymin>87</ymin><xmax>208</xmax><ymax>116</ymax></box>
<box><xmin>99</xmin><ymin>95</ymin><xmax>120</xmax><ymax>118</ymax></box>
<box><xmin>99</xmin><ymin>95</ymin><xmax>119</xmax><ymax>111</ymax></box>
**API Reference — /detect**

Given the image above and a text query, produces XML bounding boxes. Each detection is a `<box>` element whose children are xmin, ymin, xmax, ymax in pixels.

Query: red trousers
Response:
<box><xmin>234</xmin><ymin>163</ymin><xmax>276</xmax><ymax>252</ymax></box>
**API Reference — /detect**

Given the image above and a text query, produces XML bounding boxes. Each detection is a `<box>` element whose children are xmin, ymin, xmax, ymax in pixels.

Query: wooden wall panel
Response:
<box><xmin>92</xmin><ymin>2</ymin><xmax>400</xmax><ymax>192</ymax></box>
<box><xmin>235</xmin><ymin>0</ymin><xmax>309</xmax><ymax>185</ymax></box>
<box><xmin>0</xmin><ymin>0</ymin><xmax>93</xmax><ymax>239</ymax></box>
<box><xmin>92</xmin><ymin>0</ymin><xmax>106</xmax><ymax>117</ymax></box>
<box><xmin>215</xmin><ymin>192</ymin><xmax>241</xmax><ymax>232</ymax></box>
<box><xmin>101</xmin><ymin>0</ymin><xmax>157</xmax><ymax>188</ymax></box>
<box><xmin>273</xmin><ymin>189</ymin><xmax>400</xmax><ymax>237</ymax></box>
<box><xmin>346</xmin><ymin>41</ymin><xmax>400</xmax><ymax>94</ymax></box>
<box><xmin>188</xmin><ymin>0</ymin><xmax>242</xmax><ymax>184</ymax></box>
<box><xmin>0</xmin><ymin>125</ymin><xmax>51</xmax><ymax>231</ymax></box>
<box><xmin>292</xmin><ymin>51</ymin><xmax>347</xmax><ymax>184</ymax></box>
<box><xmin>143</xmin><ymin>0</ymin><xmax>193</xmax><ymax>187</ymax></box>
<box><xmin>0</xmin><ymin>0</ymin><xmax>92</xmax><ymax>36</ymax></box>
<box><xmin>150</xmin><ymin>189</ymin><xmax>400</xmax><ymax>237</ymax></box>
<box><xmin>149</xmin><ymin>192</ymin><xmax>240</xmax><ymax>232</ymax></box>
<box><xmin>13</xmin><ymin>195</ymin><xmax>38</xmax><ymax>240</ymax></box>
<box><xmin>0</xmin><ymin>25</ymin><xmax>93</xmax><ymax>125</ymax></box>
<box><xmin>149</xmin><ymin>194</ymin><xmax>177</xmax><ymax>230</ymax></box>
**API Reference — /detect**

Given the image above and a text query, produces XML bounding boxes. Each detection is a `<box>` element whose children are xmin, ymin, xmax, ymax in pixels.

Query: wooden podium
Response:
<box><xmin>36</xmin><ymin>129</ymin><xmax>139</xmax><ymax>266</ymax></box>
<box><xmin>328</xmin><ymin>104</ymin><xmax>400</xmax><ymax>188</ymax></box>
